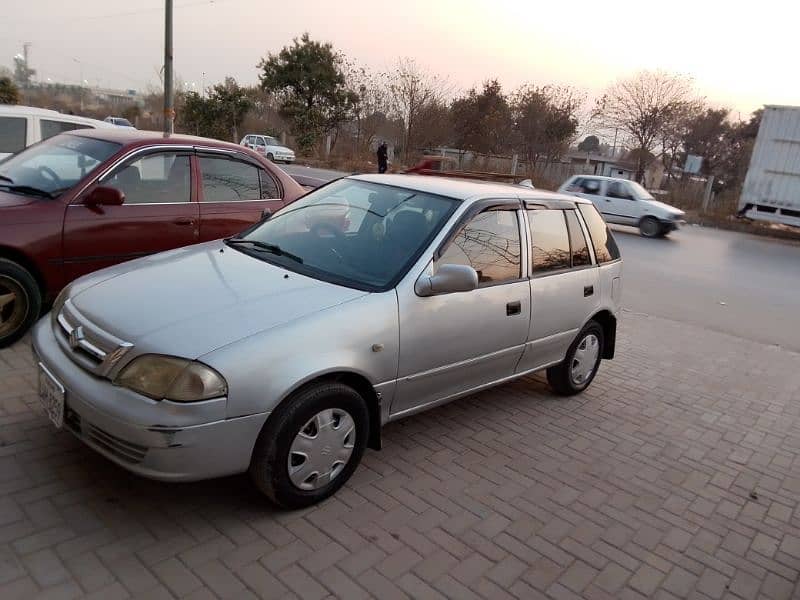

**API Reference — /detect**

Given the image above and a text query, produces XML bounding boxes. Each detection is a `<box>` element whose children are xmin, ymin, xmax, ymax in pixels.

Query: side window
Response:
<box><xmin>0</xmin><ymin>117</ymin><xmax>27</xmax><ymax>154</ymax></box>
<box><xmin>606</xmin><ymin>181</ymin><xmax>634</xmax><ymax>199</ymax></box>
<box><xmin>200</xmin><ymin>156</ymin><xmax>260</xmax><ymax>202</ymax></box>
<box><xmin>578</xmin><ymin>178</ymin><xmax>602</xmax><ymax>195</ymax></box>
<box><xmin>41</xmin><ymin>120</ymin><xmax>92</xmax><ymax>141</ymax></box>
<box><xmin>104</xmin><ymin>152</ymin><xmax>191</xmax><ymax>204</ymax></box>
<box><xmin>565</xmin><ymin>210</ymin><xmax>592</xmax><ymax>267</ymax></box>
<box><xmin>439</xmin><ymin>209</ymin><xmax>521</xmax><ymax>284</ymax></box>
<box><xmin>259</xmin><ymin>169</ymin><xmax>280</xmax><ymax>199</ymax></box>
<box><xmin>528</xmin><ymin>209</ymin><xmax>571</xmax><ymax>275</ymax></box>
<box><xmin>578</xmin><ymin>204</ymin><xmax>621</xmax><ymax>263</ymax></box>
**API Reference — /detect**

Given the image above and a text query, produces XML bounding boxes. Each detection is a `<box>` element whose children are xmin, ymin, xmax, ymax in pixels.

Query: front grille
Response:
<box><xmin>86</xmin><ymin>425</ymin><xmax>148</xmax><ymax>464</ymax></box>
<box><xmin>55</xmin><ymin>300</ymin><xmax>133</xmax><ymax>377</ymax></box>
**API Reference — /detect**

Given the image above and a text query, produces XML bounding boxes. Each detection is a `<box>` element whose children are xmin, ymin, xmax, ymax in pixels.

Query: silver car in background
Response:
<box><xmin>32</xmin><ymin>175</ymin><xmax>623</xmax><ymax>508</ymax></box>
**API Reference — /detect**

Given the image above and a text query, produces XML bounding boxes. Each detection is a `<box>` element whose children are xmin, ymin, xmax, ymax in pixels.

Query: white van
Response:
<box><xmin>0</xmin><ymin>105</ymin><xmax>115</xmax><ymax>160</ymax></box>
<box><xmin>558</xmin><ymin>175</ymin><xmax>686</xmax><ymax>237</ymax></box>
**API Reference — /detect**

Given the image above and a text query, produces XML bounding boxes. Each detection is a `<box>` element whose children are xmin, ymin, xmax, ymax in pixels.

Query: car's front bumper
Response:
<box><xmin>31</xmin><ymin>317</ymin><xmax>269</xmax><ymax>482</ymax></box>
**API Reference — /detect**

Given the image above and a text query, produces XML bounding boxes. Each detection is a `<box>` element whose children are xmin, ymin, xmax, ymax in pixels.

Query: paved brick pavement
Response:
<box><xmin>1</xmin><ymin>312</ymin><xmax>800</xmax><ymax>599</ymax></box>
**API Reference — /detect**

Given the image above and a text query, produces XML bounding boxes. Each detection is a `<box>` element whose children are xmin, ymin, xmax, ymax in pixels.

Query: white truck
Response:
<box><xmin>739</xmin><ymin>105</ymin><xmax>800</xmax><ymax>227</ymax></box>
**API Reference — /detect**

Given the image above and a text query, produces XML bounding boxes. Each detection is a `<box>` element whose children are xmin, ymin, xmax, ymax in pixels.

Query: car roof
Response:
<box><xmin>566</xmin><ymin>174</ymin><xmax>634</xmax><ymax>183</ymax></box>
<box><xmin>66</xmin><ymin>127</ymin><xmax>248</xmax><ymax>150</ymax></box>
<box><xmin>350</xmin><ymin>173</ymin><xmax>591</xmax><ymax>205</ymax></box>
<box><xmin>0</xmin><ymin>104</ymin><xmax>114</xmax><ymax>127</ymax></box>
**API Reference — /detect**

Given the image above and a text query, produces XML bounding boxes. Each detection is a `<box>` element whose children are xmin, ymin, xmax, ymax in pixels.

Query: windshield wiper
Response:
<box><xmin>224</xmin><ymin>238</ymin><xmax>304</xmax><ymax>264</ymax></box>
<box><xmin>0</xmin><ymin>184</ymin><xmax>55</xmax><ymax>199</ymax></box>
<box><xmin>0</xmin><ymin>174</ymin><xmax>13</xmax><ymax>183</ymax></box>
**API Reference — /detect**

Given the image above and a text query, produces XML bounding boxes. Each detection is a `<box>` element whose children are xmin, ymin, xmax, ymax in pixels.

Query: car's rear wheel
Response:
<box><xmin>0</xmin><ymin>259</ymin><xmax>41</xmax><ymax>348</ymax></box>
<box><xmin>546</xmin><ymin>321</ymin><xmax>604</xmax><ymax>396</ymax></box>
<box><xmin>639</xmin><ymin>216</ymin><xmax>661</xmax><ymax>238</ymax></box>
<box><xmin>249</xmin><ymin>381</ymin><xmax>369</xmax><ymax>508</ymax></box>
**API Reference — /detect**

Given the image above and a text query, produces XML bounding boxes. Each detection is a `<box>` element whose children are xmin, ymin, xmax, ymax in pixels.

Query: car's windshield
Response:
<box><xmin>233</xmin><ymin>178</ymin><xmax>459</xmax><ymax>290</ymax></box>
<box><xmin>264</xmin><ymin>136</ymin><xmax>281</xmax><ymax>146</ymax></box>
<box><xmin>628</xmin><ymin>180</ymin><xmax>655</xmax><ymax>200</ymax></box>
<box><xmin>0</xmin><ymin>134</ymin><xmax>120</xmax><ymax>196</ymax></box>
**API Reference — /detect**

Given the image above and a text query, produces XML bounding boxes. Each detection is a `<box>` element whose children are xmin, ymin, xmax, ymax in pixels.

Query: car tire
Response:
<box><xmin>266</xmin><ymin>152</ymin><xmax>274</xmax><ymax>162</ymax></box>
<box><xmin>639</xmin><ymin>216</ymin><xmax>661</xmax><ymax>238</ymax></box>
<box><xmin>546</xmin><ymin>321</ymin><xmax>604</xmax><ymax>396</ymax></box>
<box><xmin>0</xmin><ymin>259</ymin><xmax>42</xmax><ymax>348</ymax></box>
<box><xmin>249</xmin><ymin>381</ymin><xmax>369</xmax><ymax>509</ymax></box>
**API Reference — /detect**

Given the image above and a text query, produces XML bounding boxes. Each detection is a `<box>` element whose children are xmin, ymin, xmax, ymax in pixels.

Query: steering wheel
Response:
<box><xmin>37</xmin><ymin>165</ymin><xmax>63</xmax><ymax>185</ymax></box>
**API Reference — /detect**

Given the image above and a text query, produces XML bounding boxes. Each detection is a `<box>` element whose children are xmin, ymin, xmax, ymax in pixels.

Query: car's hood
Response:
<box><xmin>270</xmin><ymin>146</ymin><xmax>294</xmax><ymax>153</ymax></box>
<box><xmin>0</xmin><ymin>189</ymin><xmax>35</xmax><ymax>208</ymax></box>
<box><xmin>70</xmin><ymin>241</ymin><xmax>368</xmax><ymax>358</ymax></box>
<box><xmin>643</xmin><ymin>198</ymin><xmax>684</xmax><ymax>216</ymax></box>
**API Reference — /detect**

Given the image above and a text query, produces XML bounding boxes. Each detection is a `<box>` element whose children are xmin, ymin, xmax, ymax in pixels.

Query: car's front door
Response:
<box><xmin>517</xmin><ymin>207</ymin><xmax>600</xmax><ymax>371</ymax></box>
<box><xmin>603</xmin><ymin>180</ymin><xmax>640</xmax><ymax>225</ymax></box>
<box><xmin>196</xmin><ymin>152</ymin><xmax>286</xmax><ymax>241</ymax></box>
<box><xmin>392</xmin><ymin>203</ymin><xmax>531</xmax><ymax>418</ymax></box>
<box><xmin>62</xmin><ymin>149</ymin><xmax>199</xmax><ymax>282</ymax></box>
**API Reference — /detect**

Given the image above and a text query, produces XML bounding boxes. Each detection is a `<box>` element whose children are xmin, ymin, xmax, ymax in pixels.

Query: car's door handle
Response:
<box><xmin>173</xmin><ymin>217</ymin><xmax>195</xmax><ymax>226</ymax></box>
<box><xmin>506</xmin><ymin>301</ymin><xmax>521</xmax><ymax>316</ymax></box>
<box><xmin>584</xmin><ymin>285</ymin><xmax>594</xmax><ymax>297</ymax></box>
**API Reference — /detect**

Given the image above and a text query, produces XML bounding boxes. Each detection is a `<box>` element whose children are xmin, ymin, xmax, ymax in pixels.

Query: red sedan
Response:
<box><xmin>0</xmin><ymin>128</ymin><xmax>305</xmax><ymax>346</ymax></box>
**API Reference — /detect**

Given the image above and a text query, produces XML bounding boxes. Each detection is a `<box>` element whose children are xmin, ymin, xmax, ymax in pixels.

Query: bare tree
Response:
<box><xmin>594</xmin><ymin>70</ymin><xmax>695</xmax><ymax>181</ymax></box>
<box><xmin>343</xmin><ymin>62</ymin><xmax>394</xmax><ymax>155</ymax></box>
<box><xmin>388</xmin><ymin>58</ymin><xmax>450</xmax><ymax>163</ymax></box>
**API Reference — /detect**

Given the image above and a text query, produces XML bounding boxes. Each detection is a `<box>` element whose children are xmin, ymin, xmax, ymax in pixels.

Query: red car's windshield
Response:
<box><xmin>0</xmin><ymin>134</ymin><xmax>120</xmax><ymax>197</ymax></box>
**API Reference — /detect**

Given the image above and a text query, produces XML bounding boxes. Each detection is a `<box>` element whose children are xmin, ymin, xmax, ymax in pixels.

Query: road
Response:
<box><xmin>284</xmin><ymin>165</ymin><xmax>800</xmax><ymax>352</ymax></box>
<box><xmin>613</xmin><ymin>224</ymin><xmax>800</xmax><ymax>352</ymax></box>
<box><xmin>282</xmin><ymin>164</ymin><xmax>352</xmax><ymax>187</ymax></box>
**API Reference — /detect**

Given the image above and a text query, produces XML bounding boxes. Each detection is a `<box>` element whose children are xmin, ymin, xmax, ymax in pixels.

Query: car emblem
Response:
<box><xmin>320</xmin><ymin>445</ymin><xmax>332</xmax><ymax>456</ymax></box>
<box><xmin>68</xmin><ymin>326</ymin><xmax>85</xmax><ymax>350</ymax></box>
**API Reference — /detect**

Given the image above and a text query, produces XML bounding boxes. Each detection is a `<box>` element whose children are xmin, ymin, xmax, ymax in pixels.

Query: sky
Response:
<box><xmin>2</xmin><ymin>0</ymin><xmax>798</xmax><ymax>118</ymax></box>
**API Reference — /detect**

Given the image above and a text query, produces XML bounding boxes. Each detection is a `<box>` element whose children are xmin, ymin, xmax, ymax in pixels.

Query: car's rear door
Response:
<box><xmin>196</xmin><ymin>150</ymin><xmax>286</xmax><ymax>241</ymax></box>
<box><xmin>517</xmin><ymin>207</ymin><xmax>600</xmax><ymax>371</ymax></box>
<box><xmin>63</xmin><ymin>148</ymin><xmax>199</xmax><ymax>282</ymax></box>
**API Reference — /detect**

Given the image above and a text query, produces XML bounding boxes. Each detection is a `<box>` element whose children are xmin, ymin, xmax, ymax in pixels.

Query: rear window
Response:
<box><xmin>41</xmin><ymin>120</ymin><xmax>92</xmax><ymax>141</ymax></box>
<box><xmin>578</xmin><ymin>204</ymin><xmax>621</xmax><ymax>263</ymax></box>
<box><xmin>0</xmin><ymin>117</ymin><xmax>27</xmax><ymax>154</ymax></box>
<box><xmin>529</xmin><ymin>209</ymin><xmax>571</xmax><ymax>274</ymax></box>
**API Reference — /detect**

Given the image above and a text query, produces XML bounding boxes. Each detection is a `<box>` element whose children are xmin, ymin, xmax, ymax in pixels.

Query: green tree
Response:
<box><xmin>0</xmin><ymin>77</ymin><xmax>20</xmax><ymax>105</ymax></box>
<box><xmin>512</xmin><ymin>85</ymin><xmax>582</xmax><ymax>169</ymax></box>
<box><xmin>451</xmin><ymin>80</ymin><xmax>512</xmax><ymax>159</ymax></box>
<box><xmin>258</xmin><ymin>33</ymin><xmax>356</xmax><ymax>154</ymax></box>
<box><xmin>577</xmin><ymin>135</ymin><xmax>600</xmax><ymax>153</ymax></box>
<box><xmin>181</xmin><ymin>77</ymin><xmax>252</xmax><ymax>141</ymax></box>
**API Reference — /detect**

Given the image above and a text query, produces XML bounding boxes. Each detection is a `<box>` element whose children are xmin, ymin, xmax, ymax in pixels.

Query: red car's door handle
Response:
<box><xmin>173</xmin><ymin>217</ymin><xmax>195</xmax><ymax>225</ymax></box>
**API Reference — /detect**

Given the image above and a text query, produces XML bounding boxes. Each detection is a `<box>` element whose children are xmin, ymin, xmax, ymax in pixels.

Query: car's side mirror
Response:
<box><xmin>84</xmin><ymin>185</ymin><xmax>124</xmax><ymax>207</ymax></box>
<box><xmin>415</xmin><ymin>264</ymin><xmax>479</xmax><ymax>296</ymax></box>
<box><xmin>261</xmin><ymin>208</ymin><xmax>272</xmax><ymax>221</ymax></box>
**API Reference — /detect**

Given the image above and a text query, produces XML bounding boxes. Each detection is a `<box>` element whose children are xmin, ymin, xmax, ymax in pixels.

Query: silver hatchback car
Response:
<box><xmin>32</xmin><ymin>175</ymin><xmax>622</xmax><ymax>508</ymax></box>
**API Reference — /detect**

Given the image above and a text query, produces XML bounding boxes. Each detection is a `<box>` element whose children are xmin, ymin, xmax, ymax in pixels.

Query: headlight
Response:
<box><xmin>114</xmin><ymin>354</ymin><xmax>227</xmax><ymax>402</ymax></box>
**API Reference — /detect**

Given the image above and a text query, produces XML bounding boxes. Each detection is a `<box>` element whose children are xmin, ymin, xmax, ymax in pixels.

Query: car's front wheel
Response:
<box><xmin>266</xmin><ymin>152</ymin><xmax>275</xmax><ymax>162</ymax></box>
<box><xmin>0</xmin><ymin>259</ymin><xmax>42</xmax><ymax>348</ymax></box>
<box><xmin>547</xmin><ymin>321</ymin><xmax>604</xmax><ymax>396</ymax></box>
<box><xmin>249</xmin><ymin>381</ymin><xmax>369</xmax><ymax>508</ymax></box>
<box><xmin>639</xmin><ymin>216</ymin><xmax>662</xmax><ymax>238</ymax></box>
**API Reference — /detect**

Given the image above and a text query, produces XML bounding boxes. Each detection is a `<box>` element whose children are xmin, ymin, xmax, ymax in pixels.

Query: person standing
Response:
<box><xmin>377</xmin><ymin>141</ymin><xmax>388</xmax><ymax>174</ymax></box>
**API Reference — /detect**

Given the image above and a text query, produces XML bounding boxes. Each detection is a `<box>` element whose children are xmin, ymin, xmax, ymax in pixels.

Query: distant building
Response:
<box><xmin>565</xmin><ymin>151</ymin><xmax>636</xmax><ymax>179</ymax></box>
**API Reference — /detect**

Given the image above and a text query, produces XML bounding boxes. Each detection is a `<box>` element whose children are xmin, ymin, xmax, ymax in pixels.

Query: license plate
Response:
<box><xmin>38</xmin><ymin>363</ymin><xmax>65</xmax><ymax>429</ymax></box>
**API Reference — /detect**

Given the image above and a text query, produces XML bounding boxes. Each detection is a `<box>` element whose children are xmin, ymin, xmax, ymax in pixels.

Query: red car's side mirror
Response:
<box><xmin>85</xmin><ymin>186</ymin><xmax>125</xmax><ymax>207</ymax></box>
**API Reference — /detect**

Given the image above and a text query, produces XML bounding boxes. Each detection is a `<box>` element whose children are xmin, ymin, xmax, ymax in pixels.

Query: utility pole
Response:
<box><xmin>164</xmin><ymin>0</ymin><xmax>174</xmax><ymax>135</ymax></box>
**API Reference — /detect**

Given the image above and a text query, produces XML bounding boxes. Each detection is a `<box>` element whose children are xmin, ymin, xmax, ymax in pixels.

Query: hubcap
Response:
<box><xmin>0</xmin><ymin>276</ymin><xmax>27</xmax><ymax>338</ymax></box>
<box><xmin>642</xmin><ymin>219</ymin><xmax>659</xmax><ymax>237</ymax></box>
<box><xmin>287</xmin><ymin>408</ymin><xmax>356</xmax><ymax>491</ymax></box>
<box><xmin>570</xmin><ymin>333</ymin><xmax>600</xmax><ymax>386</ymax></box>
